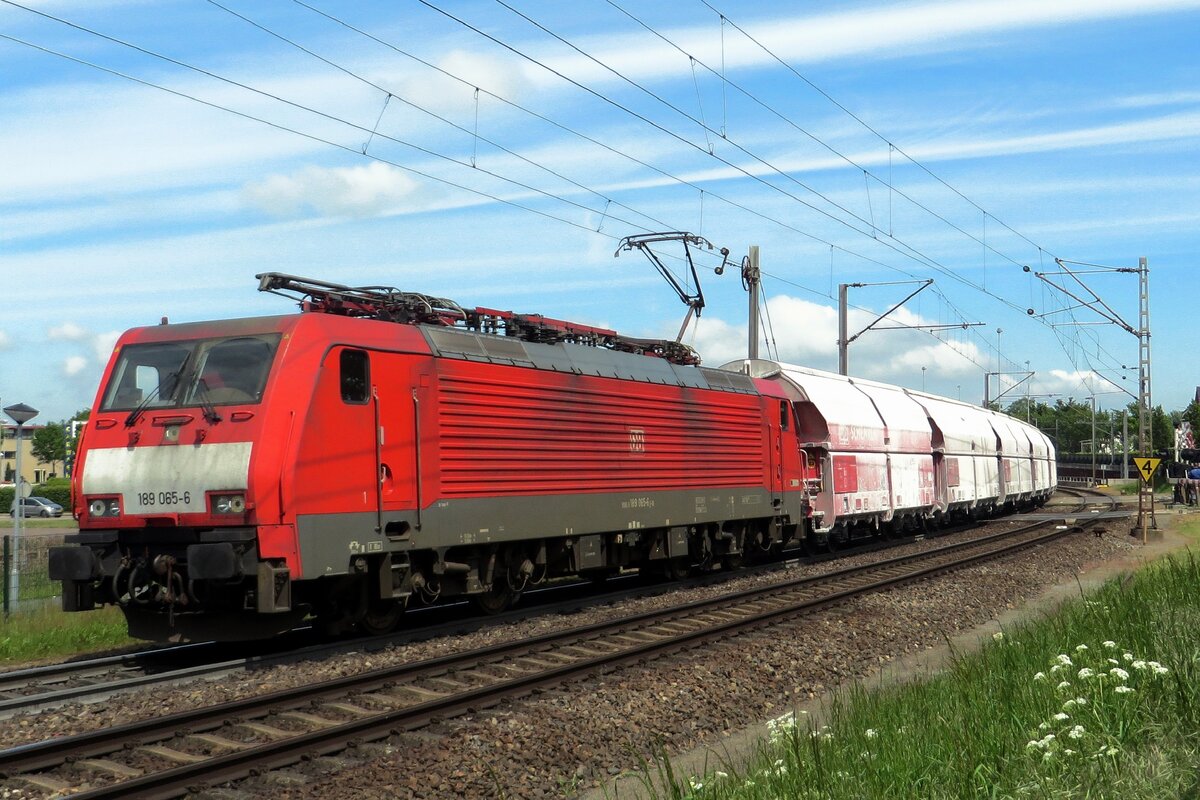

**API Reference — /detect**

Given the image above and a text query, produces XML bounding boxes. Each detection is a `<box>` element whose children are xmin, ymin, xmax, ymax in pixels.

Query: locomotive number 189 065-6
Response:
<box><xmin>135</xmin><ymin>491</ymin><xmax>192</xmax><ymax>507</ymax></box>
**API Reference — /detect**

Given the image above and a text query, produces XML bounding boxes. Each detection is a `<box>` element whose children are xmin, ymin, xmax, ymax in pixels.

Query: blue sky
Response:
<box><xmin>2</xmin><ymin>0</ymin><xmax>1198</xmax><ymax>426</ymax></box>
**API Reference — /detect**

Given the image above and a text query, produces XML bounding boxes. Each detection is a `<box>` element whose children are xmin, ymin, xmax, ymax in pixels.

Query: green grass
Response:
<box><xmin>0</xmin><ymin>604</ymin><xmax>135</xmax><ymax>663</ymax></box>
<box><xmin>0</xmin><ymin>517</ymin><xmax>78</xmax><ymax>529</ymax></box>
<box><xmin>634</xmin><ymin>549</ymin><xmax>1200</xmax><ymax>800</ymax></box>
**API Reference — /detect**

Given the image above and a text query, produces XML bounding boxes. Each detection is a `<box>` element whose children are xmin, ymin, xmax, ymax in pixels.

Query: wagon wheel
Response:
<box><xmin>358</xmin><ymin>598</ymin><xmax>405</xmax><ymax>635</ymax></box>
<box><xmin>473</xmin><ymin>581</ymin><xmax>520</xmax><ymax>615</ymax></box>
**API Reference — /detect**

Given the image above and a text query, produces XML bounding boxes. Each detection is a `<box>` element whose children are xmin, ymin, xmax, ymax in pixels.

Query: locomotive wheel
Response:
<box><xmin>473</xmin><ymin>583</ymin><xmax>520</xmax><ymax>615</ymax></box>
<box><xmin>359</xmin><ymin>599</ymin><xmax>404</xmax><ymax>635</ymax></box>
<box><xmin>662</xmin><ymin>557</ymin><xmax>691</xmax><ymax>581</ymax></box>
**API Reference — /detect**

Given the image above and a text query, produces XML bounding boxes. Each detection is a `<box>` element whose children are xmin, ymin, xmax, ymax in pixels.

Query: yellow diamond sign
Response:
<box><xmin>1133</xmin><ymin>456</ymin><xmax>1161</xmax><ymax>483</ymax></box>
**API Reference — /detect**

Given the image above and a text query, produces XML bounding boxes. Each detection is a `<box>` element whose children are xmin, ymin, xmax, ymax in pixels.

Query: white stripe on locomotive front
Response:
<box><xmin>81</xmin><ymin>442</ymin><xmax>252</xmax><ymax>515</ymax></box>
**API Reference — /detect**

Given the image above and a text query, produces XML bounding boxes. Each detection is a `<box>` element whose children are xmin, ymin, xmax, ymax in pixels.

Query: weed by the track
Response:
<box><xmin>631</xmin><ymin>535</ymin><xmax>1200</xmax><ymax>799</ymax></box>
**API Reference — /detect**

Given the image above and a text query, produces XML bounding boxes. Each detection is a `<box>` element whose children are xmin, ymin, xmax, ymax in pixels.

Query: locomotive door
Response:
<box><xmin>772</xmin><ymin>399</ymin><xmax>788</xmax><ymax>501</ymax></box>
<box><xmin>370</xmin><ymin>354</ymin><xmax>419</xmax><ymax>518</ymax></box>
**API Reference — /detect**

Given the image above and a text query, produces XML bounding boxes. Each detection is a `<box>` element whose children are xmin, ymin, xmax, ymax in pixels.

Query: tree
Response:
<box><xmin>66</xmin><ymin>408</ymin><xmax>91</xmax><ymax>477</ymax></box>
<box><xmin>31</xmin><ymin>422</ymin><xmax>67</xmax><ymax>478</ymax></box>
<box><xmin>1181</xmin><ymin>400</ymin><xmax>1200</xmax><ymax>450</ymax></box>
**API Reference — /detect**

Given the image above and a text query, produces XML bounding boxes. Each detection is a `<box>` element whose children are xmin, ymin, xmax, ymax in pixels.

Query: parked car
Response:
<box><xmin>9</xmin><ymin>496</ymin><xmax>64</xmax><ymax>518</ymax></box>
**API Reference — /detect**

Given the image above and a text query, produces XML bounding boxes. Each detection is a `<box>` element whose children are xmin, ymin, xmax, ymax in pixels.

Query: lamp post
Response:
<box><xmin>921</xmin><ymin>366</ymin><xmax>927</xmax><ymax>391</ymax></box>
<box><xmin>4</xmin><ymin>403</ymin><xmax>38</xmax><ymax>606</ymax></box>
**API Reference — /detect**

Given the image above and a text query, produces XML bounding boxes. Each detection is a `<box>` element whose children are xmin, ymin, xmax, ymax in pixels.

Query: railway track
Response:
<box><xmin>0</xmin><ymin>490</ymin><xmax>1115</xmax><ymax>799</ymax></box>
<box><xmin>0</xmin><ymin>516</ymin><xmax>973</xmax><ymax>719</ymax></box>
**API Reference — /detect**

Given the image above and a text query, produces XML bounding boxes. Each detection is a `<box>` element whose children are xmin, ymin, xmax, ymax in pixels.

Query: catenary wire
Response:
<box><xmin>0</xmin><ymin>0</ymin><xmax>670</xmax><ymax>241</ymax></box>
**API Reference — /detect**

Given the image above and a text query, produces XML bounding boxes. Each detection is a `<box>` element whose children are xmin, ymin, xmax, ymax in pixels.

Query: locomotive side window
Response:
<box><xmin>779</xmin><ymin>400</ymin><xmax>790</xmax><ymax>432</ymax></box>
<box><xmin>340</xmin><ymin>349</ymin><xmax>370</xmax><ymax>404</ymax></box>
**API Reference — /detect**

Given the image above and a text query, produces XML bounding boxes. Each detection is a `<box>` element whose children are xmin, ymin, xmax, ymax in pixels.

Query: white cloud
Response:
<box><xmin>47</xmin><ymin>322</ymin><xmax>89</xmax><ymax>341</ymax></box>
<box><xmin>0</xmin><ymin>330</ymin><xmax>10</xmax><ymax>350</ymax></box>
<box><xmin>62</xmin><ymin>355</ymin><xmax>87</xmax><ymax>376</ymax></box>
<box><xmin>93</xmin><ymin>331</ymin><xmax>122</xmax><ymax>365</ymax></box>
<box><xmin>242</xmin><ymin>162</ymin><xmax>421</xmax><ymax>218</ymax></box>
<box><xmin>691</xmin><ymin>294</ymin><xmax>983</xmax><ymax>385</ymax></box>
<box><xmin>1034</xmin><ymin>369</ymin><xmax>1125</xmax><ymax>400</ymax></box>
<box><xmin>376</xmin><ymin>50</ymin><xmax>535</xmax><ymax>116</ymax></box>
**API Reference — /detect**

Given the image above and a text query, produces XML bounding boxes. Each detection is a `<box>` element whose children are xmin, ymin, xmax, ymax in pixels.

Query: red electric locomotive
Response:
<box><xmin>50</xmin><ymin>274</ymin><xmax>812</xmax><ymax>640</ymax></box>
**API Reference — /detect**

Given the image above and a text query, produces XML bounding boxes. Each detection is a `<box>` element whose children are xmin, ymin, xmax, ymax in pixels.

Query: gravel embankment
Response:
<box><xmin>0</xmin><ymin>504</ymin><xmax>1143</xmax><ymax>798</ymax></box>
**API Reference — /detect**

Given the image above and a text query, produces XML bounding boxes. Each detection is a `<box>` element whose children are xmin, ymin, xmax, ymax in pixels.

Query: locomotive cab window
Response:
<box><xmin>184</xmin><ymin>336</ymin><xmax>279</xmax><ymax>406</ymax></box>
<box><xmin>340</xmin><ymin>349</ymin><xmax>370</xmax><ymax>403</ymax></box>
<box><xmin>99</xmin><ymin>342</ymin><xmax>190</xmax><ymax>410</ymax></box>
<box><xmin>99</xmin><ymin>334</ymin><xmax>281</xmax><ymax>411</ymax></box>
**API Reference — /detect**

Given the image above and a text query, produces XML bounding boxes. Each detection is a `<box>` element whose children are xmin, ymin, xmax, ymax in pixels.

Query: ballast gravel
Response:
<box><xmin>0</xmin><ymin>505</ymin><xmax>1141</xmax><ymax>799</ymax></box>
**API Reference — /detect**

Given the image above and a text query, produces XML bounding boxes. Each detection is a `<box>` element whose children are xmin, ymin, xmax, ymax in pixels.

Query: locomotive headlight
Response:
<box><xmin>212</xmin><ymin>494</ymin><xmax>246</xmax><ymax>515</ymax></box>
<box><xmin>88</xmin><ymin>497</ymin><xmax>121</xmax><ymax>517</ymax></box>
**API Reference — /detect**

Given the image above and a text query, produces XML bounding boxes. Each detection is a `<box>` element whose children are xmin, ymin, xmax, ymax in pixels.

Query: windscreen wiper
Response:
<box><xmin>193</xmin><ymin>378</ymin><xmax>223</xmax><ymax>425</ymax></box>
<box><xmin>124</xmin><ymin>371</ymin><xmax>181</xmax><ymax>427</ymax></box>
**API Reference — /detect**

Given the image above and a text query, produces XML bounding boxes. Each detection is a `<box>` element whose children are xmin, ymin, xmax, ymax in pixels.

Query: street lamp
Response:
<box><xmin>4</xmin><ymin>403</ymin><xmax>38</xmax><ymax>607</ymax></box>
<box><xmin>921</xmin><ymin>366</ymin><xmax>927</xmax><ymax>391</ymax></box>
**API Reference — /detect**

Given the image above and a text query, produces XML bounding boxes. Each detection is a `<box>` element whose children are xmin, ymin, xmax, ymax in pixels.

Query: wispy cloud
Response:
<box><xmin>243</xmin><ymin>162</ymin><xmax>421</xmax><ymax>218</ymax></box>
<box><xmin>62</xmin><ymin>355</ymin><xmax>87</xmax><ymax>377</ymax></box>
<box><xmin>47</xmin><ymin>321</ymin><xmax>89</xmax><ymax>341</ymax></box>
<box><xmin>544</xmin><ymin>0</ymin><xmax>1200</xmax><ymax>85</ymax></box>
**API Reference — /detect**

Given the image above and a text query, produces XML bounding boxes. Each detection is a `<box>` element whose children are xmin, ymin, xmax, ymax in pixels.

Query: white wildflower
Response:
<box><xmin>1132</xmin><ymin>660</ymin><xmax>1148</xmax><ymax>671</ymax></box>
<box><xmin>1075</xmin><ymin>697</ymin><xmax>1088</xmax><ymax>706</ymax></box>
<box><xmin>1152</xmin><ymin>663</ymin><xmax>1169</xmax><ymax>676</ymax></box>
<box><xmin>993</xmin><ymin>631</ymin><xmax>1005</xmax><ymax>641</ymax></box>
<box><xmin>1105</xmin><ymin>746</ymin><xmax>1120</xmax><ymax>756</ymax></box>
<box><xmin>1053</xmin><ymin>712</ymin><xmax>1070</xmax><ymax>722</ymax></box>
<box><xmin>1103</xmin><ymin>640</ymin><xmax>1117</xmax><ymax>649</ymax></box>
<box><xmin>1042</xmin><ymin>751</ymin><xmax>1054</xmax><ymax>762</ymax></box>
<box><xmin>865</xmin><ymin>729</ymin><xmax>878</xmax><ymax>739</ymax></box>
<box><xmin>1056</xmin><ymin>654</ymin><xmax>1073</xmax><ymax>666</ymax></box>
<box><xmin>1110</xmin><ymin>667</ymin><xmax>1130</xmax><ymax>681</ymax></box>
<box><xmin>715</xmin><ymin>771</ymin><xmax>728</xmax><ymax>779</ymax></box>
<box><xmin>1077</xmin><ymin>667</ymin><xmax>1096</xmax><ymax>679</ymax></box>
<box><xmin>1038</xmin><ymin>722</ymin><xmax>1050</xmax><ymax>731</ymax></box>
<box><xmin>1075</xmin><ymin>644</ymin><xmax>1089</xmax><ymax>653</ymax></box>
<box><xmin>1114</xmin><ymin>686</ymin><xmax>1135</xmax><ymax>694</ymax></box>
<box><xmin>1123</xmin><ymin>652</ymin><xmax>1135</xmax><ymax>662</ymax></box>
<box><xmin>1064</xmin><ymin>749</ymin><xmax>1076</xmax><ymax>756</ymax></box>
<box><xmin>1067</xmin><ymin>725</ymin><xmax>1085</xmax><ymax>739</ymax></box>
<box><xmin>1057</xmin><ymin>680</ymin><xmax>1072</xmax><ymax>691</ymax></box>
<box><xmin>1107</xmin><ymin>658</ymin><xmax>1120</xmax><ymax>665</ymax></box>
<box><xmin>1026</xmin><ymin>740</ymin><xmax>1041</xmax><ymax>750</ymax></box>
<box><xmin>1050</xmin><ymin>664</ymin><xmax>1064</xmax><ymax>674</ymax></box>
<box><xmin>1033</xmin><ymin>672</ymin><xmax>1047</xmax><ymax>681</ymax></box>
<box><xmin>1063</xmin><ymin>699</ymin><xmax>1077</xmax><ymax>710</ymax></box>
